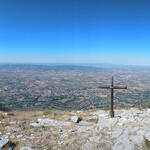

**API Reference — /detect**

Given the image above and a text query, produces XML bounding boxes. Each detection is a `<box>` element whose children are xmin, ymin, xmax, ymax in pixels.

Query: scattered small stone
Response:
<box><xmin>69</xmin><ymin>112</ymin><xmax>76</xmax><ymax>115</ymax></box>
<box><xmin>5</xmin><ymin>112</ymin><xmax>15</xmax><ymax>116</ymax></box>
<box><xmin>58</xmin><ymin>129</ymin><xmax>63</xmax><ymax>133</ymax></box>
<box><xmin>5</xmin><ymin>126</ymin><xmax>20</xmax><ymax>132</ymax></box>
<box><xmin>9</xmin><ymin>121</ymin><xmax>17</xmax><ymax>125</ymax></box>
<box><xmin>10</xmin><ymin>135</ymin><xmax>15</xmax><ymax>139</ymax></box>
<box><xmin>20</xmin><ymin>147</ymin><xmax>34</xmax><ymax>150</ymax></box>
<box><xmin>145</xmin><ymin>132</ymin><xmax>150</xmax><ymax>141</ymax></box>
<box><xmin>17</xmin><ymin>134</ymin><xmax>23</xmax><ymax>138</ymax></box>
<box><xmin>58</xmin><ymin>141</ymin><xmax>64</xmax><ymax>145</ymax></box>
<box><xmin>26</xmin><ymin>134</ymin><xmax>35</xmax><ymax>140</ymax></box>
<box><xmin>6</xmin><ymin>132</ymin><xmax>11</xmax><ymax>135</ymax></box>
<box><xmin>71</xmin><ymin>116</ymin><xmax>81</xmax><ymax>123</ymax></box>
<box><xmin>1</xmin><ymin>135</ymin><xmax>9</xmax><ymax>139</ymax></box>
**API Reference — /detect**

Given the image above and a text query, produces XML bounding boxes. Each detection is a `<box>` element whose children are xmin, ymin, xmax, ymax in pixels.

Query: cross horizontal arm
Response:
<box><xmin>97</xmin><ymin>86</ymin><xmax>127</xmax><ymax>89</ymax></box>
<box><xmin>113</xmin><ymin>86</ymin><xmax>127</xmax><ymax>89</ymax></box>
<box><xmin>97</xmin><ymin>86</ymin><xmax>110</xmax><ymax>89</ymax></box>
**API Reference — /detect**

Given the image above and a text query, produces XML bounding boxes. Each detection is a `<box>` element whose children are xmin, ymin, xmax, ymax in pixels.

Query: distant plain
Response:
<box><xmin>0</xmin><ymin>64</ymin><xmax>150</xmax><ymax>111</ymax></box>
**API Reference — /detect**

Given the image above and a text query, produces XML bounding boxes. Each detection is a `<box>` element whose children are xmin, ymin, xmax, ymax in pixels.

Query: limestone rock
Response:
<box><xmin>20</xmin><ymin>147</ymin><xmax>34</xmax><ymax>150</ymax></box>
<box><xmin>98</xmin><ymin>117</ymin><xmax>118</xmax><ymax>129</ymax></box>
<box><xmin>30</xmin><ymin>118</ymin><xmax>72</xmax><ymax>127</ymax></box>
<box><xmin>129</xmin><ymin>135</ymin><xmax>143</xmax><ymax>145</ymax></box>
<box><xmin>112</xmin><ymin>129</ymin><xmax>122</xmax><ymax>138</ymax></box>
<box><xmin>71</xmin><ymin>116</ymin><xmax>81</xmax><ymax>123</ymax></box>
<box><xmin>5</xmin><ymin>126</ymin><xmax>20</xmax><ymax>132</ymax></box>
<box><xmin>0</xmin><ymin>138</ymin><xmax>9</xmax><ymax>149</ymax></box>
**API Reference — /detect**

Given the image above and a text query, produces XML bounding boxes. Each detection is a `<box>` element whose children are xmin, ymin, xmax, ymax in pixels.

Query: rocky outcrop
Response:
<box><xmin>30</xmin><ymin>118</ymin><xmax>72</xmax><ymax>127</ymax></box>
<box><xmin>0</xmin><ymin>137</ymin><xmax>9</xmax><ymax>149</ymax></box>
<box><xmin>0</xmin><ymin>108</ymin><xmax>150</xmax><ymax>150</ymax></box>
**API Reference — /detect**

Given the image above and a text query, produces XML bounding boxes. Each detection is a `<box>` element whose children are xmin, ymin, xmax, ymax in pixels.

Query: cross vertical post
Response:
<box><xmin>97</xmin><ymin>76</ymin><xmax>127</xmax><ymax>118</ymax></box>
<box><xmin>110</xmin><ymin>76</ymin><xmax>114</xmax><ymax>117</ymax></box>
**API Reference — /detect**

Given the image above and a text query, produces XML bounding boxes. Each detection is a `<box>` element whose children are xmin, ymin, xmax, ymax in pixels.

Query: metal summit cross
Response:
<box><xmin>98</xmin><ymin>76</ymin><xmax>127</xmax><ymax>118</ymax></box>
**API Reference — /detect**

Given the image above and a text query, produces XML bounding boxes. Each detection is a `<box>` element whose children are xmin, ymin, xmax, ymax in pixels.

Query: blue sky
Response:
<box><xmin>0</xmin><ymin>0</ymin><xmax>150</xmax><ymax>65</ymax></box>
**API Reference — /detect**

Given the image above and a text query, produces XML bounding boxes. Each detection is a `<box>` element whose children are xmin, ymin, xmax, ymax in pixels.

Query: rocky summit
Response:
<box><xmin>0</xmin><ymin>108</ymin><xmax>150</xmax><ymax>150</ymax></box>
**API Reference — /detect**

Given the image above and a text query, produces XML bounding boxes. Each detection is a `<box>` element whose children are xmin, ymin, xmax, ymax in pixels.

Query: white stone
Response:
<box><xmin>98</xmin><ymin>113</ymin><xmax>108</xmax><ymax>118</ymax></box>
<box><xmin>145</xmin><ymin>109</ymin><xmax>150</xmax><ymax>115</ymax></box>
<box><xmin>76</xmin><ymin>126</ymin><xmax>92</xmax><ymax>133</ymax></box>
<box><xmin>10</xmin><ymin>135</ymin><xmax>15</xmax><ymax>139</ymax></box>
<box><xmin>71</xmin><ymin>116</ymin><xmax>81</xmax><ymax>123</ymax></box>
<box><xmin>30</xmin><ymin>122</ymin><xmax>40</xmax><ymax>127</ymax></box>
<box><xmin>91</xmin><ymin>110</ymin><xmax>106</xmax><ymax>116</ymax></box>
<box><xmin>9</xmin><ymin>121</ymin><xmax>17</xmax><ymax>125</ymax></box>
<box><xmin>0</xmin><ymin>138</ymin><xmax>9</xmax><ymax>149</ymax></box>
<box><xmin>69</xmin><ymin>112</ymin><xmax>76</xmax><ymax>115</ymax></box>
<box><xmin>98</xmin><ymin>117</ymin><xmax>118</xmax><ymax>129</ymax></box>
<box><xmin>112</xmin><ymin>144</ymin><xmax>124</xmax><ymax>150</ymax></box>
<box><xmin>129</xmin><ymin>135</ymin><xmax>143</xmax><ymax>145</ymax></box>
<box><xmin>20</xmin><ymin>147</ymin><xmax>34</xmax><ymax>150</ymax></box>
<box><xmin>79</xmin><ymin>121</ymin><xmax>92</xmax><ymax>126</ymax></box>
<box><xmin>113</xmin><ymin>140</ymin><xmax>134</xmax><ymax>150</ymax></box>
<box><xmin>5</xmin><ymin>126</ymin><xmax>20</xmax><ymax>132</ymax></box>
<box><xmin>58</xmin><ymin>141</ymin><xmax>64</xmax><ymax>145</ymax></box>
<box><xmin>128</xmin><ymin>127</ymin><xmax>139</xmax><ymax>134</ymax></box>
<box><xmin>1</xmin><ymin>135</ymin><xmax>9</xmax><ymax>139</ymax></box>
<box><xmin>17</xmin><ymin>134</ymin><xmax>23</xmax><ymax>138</ymax></box>
<box><xmin>88</xmin><ymin>136</ymin><xmax>100</xmax><ymax>144</ymax></box>
<box><xmin>26</xmin><ymin>134</ymin><xmax>35</xmax><ymax>140</ymax></box>
<box><xmin>112</xmin><ymin>129</ymin><xmax>122</xmax><ymax>138</ymax></box>
<box><xmin>117</xmin><ymin>118</ymin><xmax>127</xmax><ymax>126</ymax></box>
<box><xmin>30</xmin><ymin>118</ymin><xmax>72</xmax><ymax>127</ymax></box>
<box><xmin>6</xmin><ymin>132</ymin><xmax>11</xmax><ymax>135</ymax></box>
<box><xmin>145</xmin><ymin>131</ymin><xmax>150</xmax><ymax>141</ymax></box>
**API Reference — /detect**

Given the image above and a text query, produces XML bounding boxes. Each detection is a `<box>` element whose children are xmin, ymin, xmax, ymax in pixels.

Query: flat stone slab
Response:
<box><xmin>30</xmin><ymin>118</ymin><xmax>72</xmax><ymax>127</ymax></box>
<box><xmin>20</xmin><ymin>147</ymin><xmax>34</xmax><ymax>150</ymax></box>
<box><xmin>0</xmin><ymin>138</ymin><xmax>9</xmax><ymax>149</ymax></box>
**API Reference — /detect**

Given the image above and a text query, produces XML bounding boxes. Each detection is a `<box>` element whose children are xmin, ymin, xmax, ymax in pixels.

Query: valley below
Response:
<box><xmin>0</xmin><ymin>64</ymin><xmax>150</xmax><ymax>111</ymax></box>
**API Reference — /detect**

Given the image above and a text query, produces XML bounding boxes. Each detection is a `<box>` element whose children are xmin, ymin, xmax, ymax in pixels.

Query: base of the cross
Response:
<box><xmin>110</xmin><ymin>111</ymin><xmax>114</xmax><ymax>118</ymax></box>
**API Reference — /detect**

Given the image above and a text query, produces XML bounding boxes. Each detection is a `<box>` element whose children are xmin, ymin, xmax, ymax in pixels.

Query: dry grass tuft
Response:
<box><xmin>143</xmin><ymin>137</ymin><xmax>150</xmax><ymax>150</ymax></box>
<box><xmin>43</xmin><ymin>110</ymin><xmax>52</xmax><ymax>115</ymax></box>
<box><xmin>0</xmin><ymin>112</ymin><xmax>5</xmax><ymax>119</ymax></box>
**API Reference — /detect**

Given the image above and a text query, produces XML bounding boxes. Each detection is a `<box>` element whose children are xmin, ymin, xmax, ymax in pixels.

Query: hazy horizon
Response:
<box><xmin>1</xmin><ymin>62</ymin><xmax>150</xmax><ymax>68</ymax></box>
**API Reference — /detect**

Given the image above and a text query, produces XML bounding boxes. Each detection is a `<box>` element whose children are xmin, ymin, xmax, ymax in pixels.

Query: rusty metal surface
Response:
<box><xmin>113</xmin><ymin>86</ymin><xmax>127</xmax><ymax>89</ymax></box>
<box><xmin>97</xmin><ymin>86</ymin><xmax>110</xmax><ymax>89</ymax></box>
